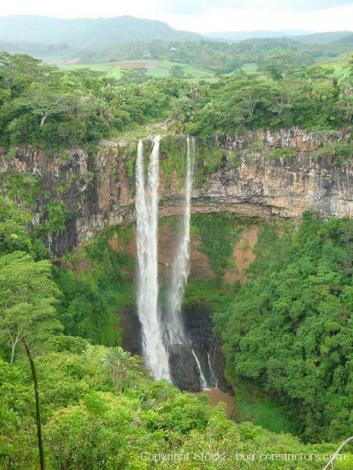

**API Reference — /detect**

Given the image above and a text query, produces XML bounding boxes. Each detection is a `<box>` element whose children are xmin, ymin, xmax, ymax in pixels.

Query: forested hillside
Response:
<box><xmin>217</xmin><ymin>214</ymin><xmax>353</xmax><ymax>442</ymax></box>
<box><xmin>79</xmin><ymin>36</ymin><xmax>353</xmax><ymax>73</ymax></box>
<box><xmin>1</xmin><ymin>52</ymin><xmax>353</xmax><ymax>151</ymax></box>
<box><xmin>1</xmin><ymin>198</ymin><xmax>351</xmax><ymax>468</ymax></box>
<box><xmin>1</xmin><ymin>42</ymin><xmax>353</xmax><ymax>469</ymax></box>
<box><xmin>0</xmin><ymin>16</ymin><xmax>352</xmax><ymax>75</ymax></box>
<box><xmin>0</xmin><ymin>15</ymin><xmax>200</xmax><ymax>49</ymax></box>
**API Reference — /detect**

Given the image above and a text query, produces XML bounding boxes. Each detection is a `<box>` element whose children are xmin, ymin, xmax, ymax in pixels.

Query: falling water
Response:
<box><xmin>192</xmin><ymin>349</ymin><xmax>208</xmax><ymax>390</ymax></box>
<box><xmin>135</xmin><ymin>135</ymin><xmax>211</xmax><ymax>390</ymax></box>
<box><xmin>135</xmin><ymin>137</ymin><xmax>170</xmax><ymax>380</ymax></box>
<box><xmin>207</xmin><ymin>352</ymin><xmax>218</xmax><ymax>388</ymax></box>
<box><xmin>165</xmin><ymin>136</ymin><xmax>195</xmax><ymax>345</ymax></box>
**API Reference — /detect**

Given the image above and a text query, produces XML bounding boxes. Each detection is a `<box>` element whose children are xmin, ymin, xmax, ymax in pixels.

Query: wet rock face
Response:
<box><xmin>176</xmin><ymin>302</ymin><xmax>230</xmax><ymax>391</ymax></box>
<box><xmin>120</xmin><ymin>301</ymin><xmax>228</xmax><ymax>392</ymax></box>
<box><xmin>120</xmin><ymin>307</ymin><xmax>142</xmax><ymax>356</ymax></box>
<box><xmin>181</xmin><ymin>303</ymin><xmax>215</xmax><ymax>390</ymax></box>
<box><xmin>168</xmin><ymin>344</ymin><xmax>202</xmax><ymax>392</ymax></box>
<box><xmin>169</xmin><ymin>303</ymin><xmax>227</xmax><ymax>392</ymax></box>
<box><xmin>1</xmin><ymin>129</ymin><xmax>353</xmax><ymax>257</ymax></box>
<box><xmin>182</xmin><ymin>303</ymin><xmax>229</xmax><ymax>392</ymax></box>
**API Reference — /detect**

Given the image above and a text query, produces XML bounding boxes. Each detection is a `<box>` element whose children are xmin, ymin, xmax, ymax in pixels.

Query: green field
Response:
<box><xmin>241</xmin><ymin>62</ymin><xmax>258</xmax><ymax>73</ymax></box>
<box><xmin>58</xmin><ymin>62</ymin><xmax>124</xmax><ymax>79</ymax></box>
<box><xmin>234</xmin><ymin>382</ymin><xmax>292</xmax><ymax>434</ymax></box>
<box><xmin>148</xmin><ymin>60</ymin><xmax>215</xmax><ymax>79</ymax></box>
<box><xmin>58</xmin><ymin>60</ymin><xmax>215</xmax><ymax>80</ymax></box>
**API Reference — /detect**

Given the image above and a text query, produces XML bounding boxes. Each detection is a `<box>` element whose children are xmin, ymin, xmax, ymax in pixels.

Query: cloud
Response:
<box><xmin>161</xmin><ymin>0</ymin><xmax>353</xmax><ymax>15</ymax></box>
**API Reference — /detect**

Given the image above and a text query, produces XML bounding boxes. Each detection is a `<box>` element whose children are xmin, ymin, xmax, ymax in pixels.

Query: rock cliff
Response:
<box><xmin>1</xmin><ymin>128</ymin><xmax>353</xmax><ymax>256</ymax></box>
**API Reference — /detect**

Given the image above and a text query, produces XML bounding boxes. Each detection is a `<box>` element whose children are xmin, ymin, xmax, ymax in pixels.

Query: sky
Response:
<box><xmin>1</xmin><ymin>0</ymin><xmax>353</xmax><ymax>33</ymax></box>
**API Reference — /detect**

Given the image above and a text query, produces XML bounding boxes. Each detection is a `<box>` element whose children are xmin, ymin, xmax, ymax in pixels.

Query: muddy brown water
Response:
<box><xmin>197</xmin><ymin>388</ymin><xmax>235</xmax><ymax>419</ymax></box>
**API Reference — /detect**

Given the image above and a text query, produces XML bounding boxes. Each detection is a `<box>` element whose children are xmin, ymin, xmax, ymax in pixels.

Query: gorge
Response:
<box><xmin>2</xmin><ymin>128</ymin><xmax>353</xmax><ymax>394</ymax></box>
<box><xmin>4</xmin><ymin>33</ymin><xmax>353</xmax><ymax>468</ymax></box>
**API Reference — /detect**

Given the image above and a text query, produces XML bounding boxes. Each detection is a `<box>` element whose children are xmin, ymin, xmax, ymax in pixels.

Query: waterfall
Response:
<box><xmin>135</xmin><ymin>137</ymin><xmax>170</xmax><ymax>380</ymax></box>
<box><xmin>191</xmin><ymin>349</ymin><xmax>208</xmax><ymax>390</ymax></box>
<box><xmin>165</xmin><ymin>136</ymin><xmax>195</xmax><ymax>345</ymax></box>
<box><xmin>207</xmin><ymin>352</ymin><xmax>218</xmax><ymax>388</ymax></box>
<box><xmin>135</xmin><ymin>135</ymin><xmax>212</xmax><ymax>391</ymax></box>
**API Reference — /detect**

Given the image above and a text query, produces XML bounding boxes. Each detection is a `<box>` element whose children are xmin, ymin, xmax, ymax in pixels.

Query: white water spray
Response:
<box><xmin>165</xmin><ymin>136</ymin><xmax>195</xmax><ymax>345</ymax></box>
<box><xmin>192</xmin><ymin>349</ymin><xmax>208</xmax><ymax>390</ymax></box>
<box><xmin>207</xmin><ymin>352</ymin><xmax>218</xmax><ymax>388</ymax></box>
<box><xmin>135</xmin><ymin>137</ymin><xmax>170</xmax><ymax>380</ymax></box>
<box><xmin>135</xmin><ymin>136</ymin><xmax>212</xmax><ymax>390</ymax></box>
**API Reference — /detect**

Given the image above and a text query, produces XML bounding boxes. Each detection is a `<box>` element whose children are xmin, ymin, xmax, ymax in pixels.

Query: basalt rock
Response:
<box><xmin>168</xmin><ymin>344</ymin><xmax>202</xmax><ymax>392</ymax></box>
<box><xmin>119</xmin><ymin>300</ymin><xmax>227</xmax><ymax>392</ymax></box>
<box><xmin>1</xmin><ymin>129</ymin><xmax>353</xmax><ymax>256</ymax></box>
<box><xmin>120</xmin><ymin>307</ymin><xmax>142</xmax><ymax>356</ymax></box>
<box><xmin>167</xmin><ymin>302</ymin><xmax>228</xmax><ymax>392</ymax></box>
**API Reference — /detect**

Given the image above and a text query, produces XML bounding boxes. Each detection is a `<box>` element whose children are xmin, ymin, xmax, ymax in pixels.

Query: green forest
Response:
<box><xmin>1</xmin><ymin>51</ymin><xmax>353</xmax><ymax>151</ymax></box>
<box><xmin>2</xmin><ymin>19</ymin><xmax>353</xmax><ymax>469</ymax></box>
<box><xmin>2</xmin><ymin>201</ymin><xmax>353</xmax><ymax>468</ymax></box>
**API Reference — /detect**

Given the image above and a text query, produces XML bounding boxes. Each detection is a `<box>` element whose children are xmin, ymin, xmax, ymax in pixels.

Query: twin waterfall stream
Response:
<box><xmin>135</xmin><ymin>136</ymin><xmax>215</xmax><ymax>390</ymax></box>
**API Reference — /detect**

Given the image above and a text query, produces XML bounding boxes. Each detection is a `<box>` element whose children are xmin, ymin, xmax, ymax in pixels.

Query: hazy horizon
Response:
<box><xmin>0</xmin><ymin>14</ymin><xmax>323</xmax><ymax>36</ymax></box>
<box><xmin>0</xmin><ymin>1</ymin><xmax>353</xmax><ymax>33</ymax></box>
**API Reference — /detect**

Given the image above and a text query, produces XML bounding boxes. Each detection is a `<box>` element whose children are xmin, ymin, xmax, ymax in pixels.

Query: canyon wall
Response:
<box><xmin>1</xmin><ymin>128</ymin><xmax>353</xmax><ymax>256</ymax></box>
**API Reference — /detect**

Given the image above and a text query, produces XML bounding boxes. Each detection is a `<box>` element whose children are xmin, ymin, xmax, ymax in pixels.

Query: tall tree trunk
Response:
<box><xmin>40</xmin><ymin>113</ymin><xmax>48</xmax><ymax>127</ymax></box>
<box><xmin>23</xmin><ymin>338</ymin><xmax>45</xmax><ymax>470</ymax></box>
<box><xmin>10</xmin><ymin>341</ymin><xmax>16</xmax><ymax>364</ymax></box>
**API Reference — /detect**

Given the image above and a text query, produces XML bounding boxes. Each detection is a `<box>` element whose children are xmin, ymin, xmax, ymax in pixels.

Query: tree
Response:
<box><xmin>0</xmin><ymin>53</ymin><xmax>45</xmax><ymax>97</ymax></box>
<box><xmin>0</xmin><ymin>251</ymin><xmax>61</xmax><ymax>363</ymax></box>
<box><xmin>0</xmin><ymin>251</ymin><xmax>61</xmax><ymax>470</ymax></box>
<box><xmin>23</xmin><ymin>338</ymin><xmax>46</xmax><ymax>470</ymax></box>
<box><xmin>0</xmin><ymin>197</ymin><xmax>31</xmax><ymax>255</ymax></box>
<box><xmin>217</xmin><ymin>215</ymin><xmax>353</xmax><ymax>441</ymax></box>
<box><xmin>119</xmin><ymin>67</ymin><xmax>148</xmax><ymax>84</ymax></box>
<box><xmin>169</xmin><ymin>65</ymin><xmax>186</xmax><ymax>79</ymax></box>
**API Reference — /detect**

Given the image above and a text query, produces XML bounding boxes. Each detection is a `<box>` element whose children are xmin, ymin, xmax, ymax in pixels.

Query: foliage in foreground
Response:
<box><xmin>0</xmin><ymin>198</ymin><xmax>351</xmax><ymax>468</ymax></box>
<box><xmin>1</xmin><ymin>345</ymin><xmax>352</xmax><ymax>469</ymax></box>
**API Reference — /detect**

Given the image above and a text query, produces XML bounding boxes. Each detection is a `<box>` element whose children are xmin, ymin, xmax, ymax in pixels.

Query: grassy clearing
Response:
<box><xmin>58</xmin><ymin>62</ymin><xmax>123</xmax><ymax>79</ymax></box>
<box><xmin>58</xmin><ymin>60</ymin><xmax>215</xmax><ymax>80</ymax></box>
<box><xmin>241</xmin><ymin>62</ymin><xmax>258</xmax><ymax>73</ymax></box>
<box><xmin>234</xmin><ymin>382</ymin><xmax>292</xmax><ymax>434</ymax></box>
<box><xmin>109</xmin><ymin>121</ymin><xmax>170</xmax><ymax>142</ymax></box>
<box><xmin>148</xmin><ymin>61</ymin><xmax>215</xmax><ymax>79</ymax></box>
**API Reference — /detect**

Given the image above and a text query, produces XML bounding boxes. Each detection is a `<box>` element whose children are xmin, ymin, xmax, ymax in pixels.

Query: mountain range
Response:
<box><xmin>0</xmin><ymin>15</ymin><xmax>352</xmax><ymax>59</ymax></box>
<box><xmin>0</xmin><ymin>15</ymin><xmax>200</xmax><ymax>50</ymax></box>
<box><xmin>206</xmin><ymin>30</ymin><xmax>353</xmax><ymax>44</ymax></box>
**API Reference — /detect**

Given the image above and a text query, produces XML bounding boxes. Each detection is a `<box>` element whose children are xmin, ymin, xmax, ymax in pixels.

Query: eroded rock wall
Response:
<box><xmin>1</xmin><ymin>129</ymin><xmax>353</xmax><ymax>256</ymax></box>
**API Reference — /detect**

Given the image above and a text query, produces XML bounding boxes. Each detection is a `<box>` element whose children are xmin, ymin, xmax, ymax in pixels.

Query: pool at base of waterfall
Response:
<box><xmin>196</xmin><ymin>388</ymin><xmax>235</xmax><ymax>419</ymax></box>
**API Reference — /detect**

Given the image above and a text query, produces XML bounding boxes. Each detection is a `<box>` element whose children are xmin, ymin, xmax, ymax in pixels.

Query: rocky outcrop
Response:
<box><xmin>119</xmin><ymin>300</ymin><xmax>228</xmax><ymax>392</ymax></box>
<box><xmin>1</xmin><ymin>129</ymin><xmax>353</xmax><ymax>256</ymax></box>
<box><xmin>176</xmin><ymin>302</ymin><xmax>229</xmax><ymax>392</ymax></box>
<box><xmin>162</xmin><ymin>303</ymin><xmax>228</xmax><ymax>392</ymax></box>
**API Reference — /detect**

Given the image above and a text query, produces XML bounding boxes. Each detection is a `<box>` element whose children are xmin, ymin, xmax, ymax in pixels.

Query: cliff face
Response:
<box><xmin>1</xmin><ymin>129</ymin><xmax>353</xmax><ymax>256</ymax></box>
